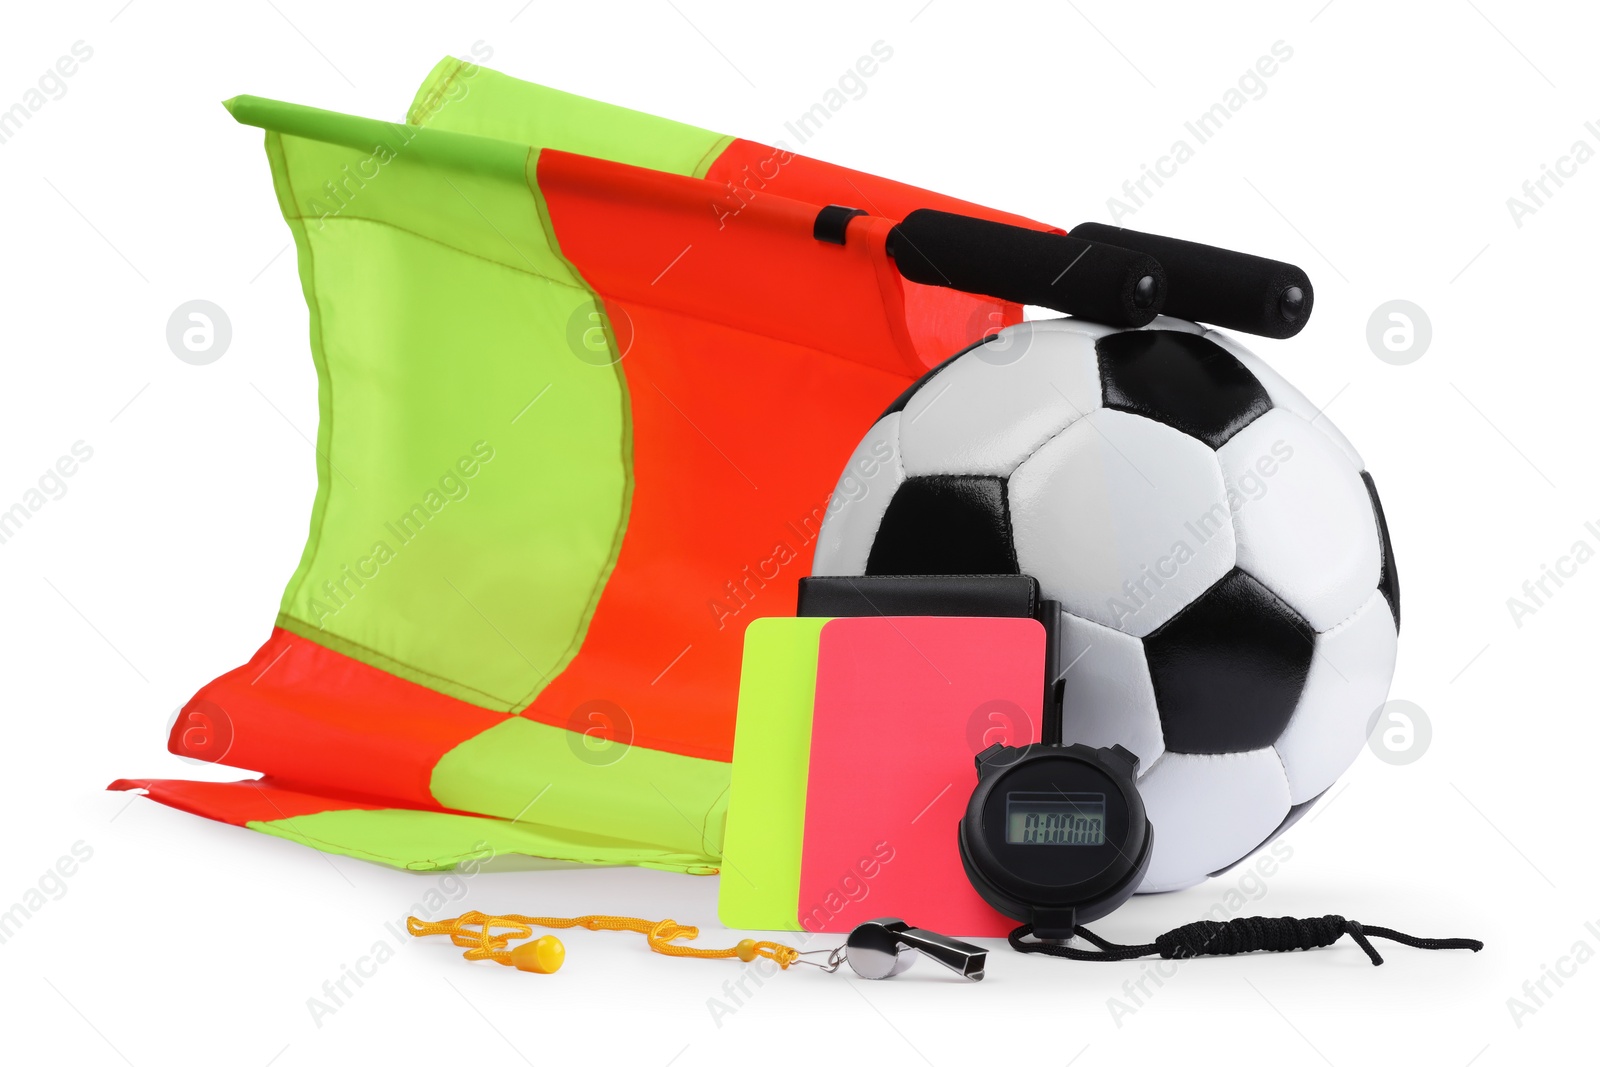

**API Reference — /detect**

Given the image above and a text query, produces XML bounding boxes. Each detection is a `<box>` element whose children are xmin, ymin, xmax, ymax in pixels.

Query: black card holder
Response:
<box><xmin>796</xmin><ymin>574</ymin><xmax>1063</xmax><ymax>744</ymax></box>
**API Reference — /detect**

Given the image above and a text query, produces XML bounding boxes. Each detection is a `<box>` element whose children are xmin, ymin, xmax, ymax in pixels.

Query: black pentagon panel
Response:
<box><xmin>1144</xmin><ymin>568</ymin><xmax>1316</xmax><ymax>754</ymax></box>
<box><xmin>1361</xmin><ymin>471</ymin><xmax>1400</xmax><ymax>632</ymax></box>
<box><xmin>1206</xmin><ymin>788</ymin><xmax>1326</xmax><ymax>878</ymax></box>
<box><xmin>866</xmin><ymin>475</ymin><xmax>1020</xmax><ymax>577</ymax></box>
<box><xmin>878</xmin><ymin>333</ymin><xmax>999</xmax><ymax>420</ymax></box>
<box><xmin>1096</xmin><ymin>329</ymin><xmax>1272</xmax><ymax>448</ymax></box>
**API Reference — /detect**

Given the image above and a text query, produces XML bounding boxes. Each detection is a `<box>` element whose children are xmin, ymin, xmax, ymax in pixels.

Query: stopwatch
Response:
<box><xmin>958</xmin><ymin>742</ymin><xmax>1152</xmax><ymax>940</ymax></box>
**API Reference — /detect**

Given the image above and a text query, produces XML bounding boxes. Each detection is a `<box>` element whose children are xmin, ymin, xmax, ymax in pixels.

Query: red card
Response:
<box><xmin>798</xmin><ymin>616</ymin><xmax>1045</xmax><ymax>938</ymax></box>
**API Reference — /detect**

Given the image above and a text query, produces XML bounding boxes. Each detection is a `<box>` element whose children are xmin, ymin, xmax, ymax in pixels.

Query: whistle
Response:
<box><xmin>844</xmin><ymin>918</ymin><xmax>986</xmax><ymax>981</ymax></box>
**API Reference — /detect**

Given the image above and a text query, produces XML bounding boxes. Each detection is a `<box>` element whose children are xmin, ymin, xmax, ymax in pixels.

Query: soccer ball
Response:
<box><xmin>812</xmin><ymin>316</ymin><xmax>1399</xmax><ymax>893</ymax></box>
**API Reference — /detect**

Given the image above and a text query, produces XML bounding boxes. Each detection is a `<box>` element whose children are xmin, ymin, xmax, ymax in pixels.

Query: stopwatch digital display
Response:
<box><xmin>1005</xmin><ymin>793</ymin><xmax>1107</xmax><ymax>846</ymax></box>
<box><xmin>958</xmin><ymin>743</ymin><xmax>1153</xmax><ymax>939</ymax></box>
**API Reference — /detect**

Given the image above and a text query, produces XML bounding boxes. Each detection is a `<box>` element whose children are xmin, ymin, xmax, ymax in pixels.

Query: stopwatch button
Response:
<box><xmin>974</xmin><ymin>742</ymin><xmax>1010</xmax><ymax>774</ymax></box>
<box><xmin>1107</xmin><ymin>744</ymin><xmax>1140</xmax><ymax>772</ymax></box>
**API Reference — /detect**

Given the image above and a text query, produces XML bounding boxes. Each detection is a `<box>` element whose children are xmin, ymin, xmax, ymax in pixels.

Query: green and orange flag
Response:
<box><xmin>112</xmin><ymin>59</ymin><xmax>1049</xmax><ymax>874</ymax></box>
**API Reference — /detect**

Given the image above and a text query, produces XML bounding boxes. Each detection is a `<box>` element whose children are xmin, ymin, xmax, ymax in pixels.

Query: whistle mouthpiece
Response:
<box><xmin>845</xmin><ymin>918</ymin><xmax>987</xmax><ymax>982</ymax></box>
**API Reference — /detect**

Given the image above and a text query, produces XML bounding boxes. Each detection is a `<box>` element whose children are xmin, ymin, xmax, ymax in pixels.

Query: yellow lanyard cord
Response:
<box><xmin>408</xmin><ymin>911</ymin><xmax>804</xmax><ymax>972</ymax></box>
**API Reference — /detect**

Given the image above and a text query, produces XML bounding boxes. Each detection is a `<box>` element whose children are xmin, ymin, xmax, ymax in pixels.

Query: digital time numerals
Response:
<box><xmin>1005</xmin><ymin>792</ymin><xmax>1107</xmax><ymax>846</ymax></box>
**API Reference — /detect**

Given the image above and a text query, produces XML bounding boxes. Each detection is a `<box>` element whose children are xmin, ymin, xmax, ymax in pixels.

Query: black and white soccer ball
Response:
<box><xmin>812</xmin><ymin>316</ymin><xmax>1400</xmax><ymax>893</ymax></box>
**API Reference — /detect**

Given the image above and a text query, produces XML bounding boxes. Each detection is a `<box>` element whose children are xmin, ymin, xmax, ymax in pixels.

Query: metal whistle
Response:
<box><xmin>843</xmin><ymin>918</ymin><xmax>986</xmax><ymax>981</ymax></box>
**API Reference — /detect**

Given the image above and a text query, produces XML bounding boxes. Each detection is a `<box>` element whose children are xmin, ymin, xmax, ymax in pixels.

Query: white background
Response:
<box><xmin>2</xmin><ymin>1</ymin><xmax>1596</xmax><ymax>1064</ymax></box>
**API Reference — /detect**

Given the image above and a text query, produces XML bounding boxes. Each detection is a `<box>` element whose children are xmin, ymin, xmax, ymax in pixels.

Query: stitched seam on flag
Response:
<box><xmin>408</xmin><ymin>58</ymin><xmax>467</xmax><ymax>127</ymax></box>
<box><xmin>691</xmin><ymin>133</ymin><xmax>738</xmax><ymax>180</ymax></box>
<box><xmin>699</xmin><ymin>781</ymin><xmax>732</xmax><ymax>858</ymax></box>
<box><xmin>274</xmin><ymin>133</ymin><xmax>338</xmax><ymax>623</ymax></box>
<box><xmin>242</xmin><ymin>819</ymin><xmax>493</xmax><ymax>869</ymax></box>
<box><xmin>507</xmin><ymin>148</ymin><xmax>634</xmax><ymax>711</ymax></box>
<box><xmin>275</xmin><ymin>613</ymin><xmax>517</xmax><ymax>710</ymax></box>
<box><xmin>245</xmin><ymin>816</ymin><xmax>711</xmax><ymax>871</ymax></box>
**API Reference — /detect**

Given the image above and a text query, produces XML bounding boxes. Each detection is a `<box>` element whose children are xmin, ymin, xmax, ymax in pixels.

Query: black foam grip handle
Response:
<box><xmin>887</xmin><ymin>209</ymin><xmax>1164</xmax><ymax>328</ymax></box>
<box><xmin>1070</xmin><ymin>223</ymin><xmax>1313</xmax><ymax>339</ymax></box>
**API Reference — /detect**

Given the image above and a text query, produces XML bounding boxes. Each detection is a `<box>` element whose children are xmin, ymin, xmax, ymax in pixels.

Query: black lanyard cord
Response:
<box><xmin>1009</xmin><ymin>915</ymin><xmax>1484</xmax><ymax>966</ymax></box>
